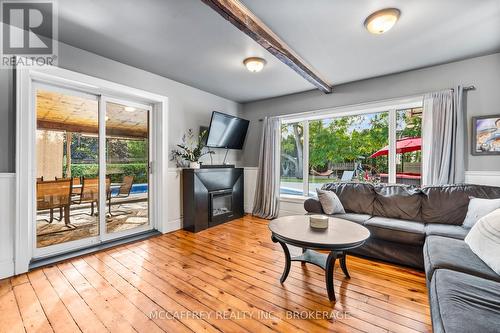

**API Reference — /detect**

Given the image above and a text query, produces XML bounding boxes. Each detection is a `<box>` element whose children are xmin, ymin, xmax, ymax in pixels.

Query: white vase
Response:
<box><xmin>189</xmin><ymin>161</ymin><xmax>200</xmax><ymax>169</ymax></box>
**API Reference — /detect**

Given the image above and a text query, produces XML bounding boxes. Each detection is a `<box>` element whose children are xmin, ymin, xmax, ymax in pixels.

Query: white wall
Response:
<box><xmin>465</xmin><ymin>171</ymin><xmax>500</xmax><ymax>187</ymax></box>
<box><xmin>0</xmin><ymin>174</ymin><xmax>15</xmax><ymax>279</ymax></box>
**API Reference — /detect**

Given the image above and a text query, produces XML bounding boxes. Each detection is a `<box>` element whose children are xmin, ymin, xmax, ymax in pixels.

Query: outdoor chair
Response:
<box><xmin>54</xmin><ymin>176</ymin><xmax>83</xmax><ymax>220</ymax></box>
<box><xmin>107</xmin><ymin>175</ymin><xmax>134</xmax><ymax>216</ymax></box>
<box><xmin>340</xmin><ymin>170</ymin><xmax>355</xmax><ymax>182</ymax></box>
<box><xmin>71</xmin><ymin>176</ymin><xmax>83</xmax><ymax>197</ymax></box>
<box><xmin>37</xmin><ymin>179</ymin><xmax>72</xmax><ymax>226</ymax></box>
<box><xmin>72</xmin><ymin>177</ymin><xmax>100</xmax><ymax>216</ymax></box>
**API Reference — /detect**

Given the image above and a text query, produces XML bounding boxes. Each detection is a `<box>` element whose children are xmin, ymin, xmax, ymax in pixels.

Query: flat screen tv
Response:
<box><xmin>206</xmin><ymin>111</ymin><xmax>250</xmax><ymax>149</ymax></box>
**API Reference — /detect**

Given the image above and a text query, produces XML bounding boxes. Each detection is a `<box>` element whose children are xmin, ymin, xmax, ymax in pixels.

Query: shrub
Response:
<box><xmin>66</xmin><ymin>163</ymin><xmax>148</xmax><ymax>183</ymax></box>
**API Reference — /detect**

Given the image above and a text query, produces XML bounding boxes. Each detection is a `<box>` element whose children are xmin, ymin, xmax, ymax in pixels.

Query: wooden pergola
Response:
<box><xmin>36</xmin><ymin>89</ymin><xmax>149</xmax><ymax>177</ymax></box>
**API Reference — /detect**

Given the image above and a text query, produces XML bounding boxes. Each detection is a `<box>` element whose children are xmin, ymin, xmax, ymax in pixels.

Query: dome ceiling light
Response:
<box><xmin>243</xmin><ymin>57</ymin><xmax>266</xmax><ymax>73</ymax></box>
<box><xmin>364</xmin><ymin>8</ymin><xmax>401</xmax><ymax>34</ymax></box>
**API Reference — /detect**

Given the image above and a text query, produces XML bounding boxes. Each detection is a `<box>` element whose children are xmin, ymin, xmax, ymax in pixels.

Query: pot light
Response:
<box><xmin>364</xmin><ymin>8</ymin><xmax>400</xmax><ymax>34</ymax></box>
<box><xmin>243</xmin><ymin>57</ymin><xmax>266</xmax><ymax>73</ymax></box>
<box><xmin>124</xmin><ymin>106</ymin><xmax>136</xmax><ymax>112</ymax></box>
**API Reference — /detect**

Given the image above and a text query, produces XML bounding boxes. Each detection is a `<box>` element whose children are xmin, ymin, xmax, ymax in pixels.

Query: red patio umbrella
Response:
<box><xmin>369</xmin><ymin>137</ymin><xmax>422</xmax><ymax>158</ymax></box>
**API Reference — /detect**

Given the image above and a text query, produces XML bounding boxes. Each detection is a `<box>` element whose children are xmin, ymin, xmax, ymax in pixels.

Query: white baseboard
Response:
<box><xmin>0</xmin><ymin>174</ymin><xmax>15</xmax><ymax>279</ymax></box>
<box><xmin>164</xmin><ymin>218</ymin><xmax>182</xmax><ymax>234</ymax></box>
<box><xmin>465</xmin><ymin>171</ymin><xmax>500</xmax><ymax>186</ymax></box>
<box><xmin>279</xmin><ymin>198</ymin><xmax>307</xmax><ymax>217</ymax></box>
<box><xmin>0</xmin><ymin>259</ymin><xmax>14</xmax><ymax>279</ymax></box>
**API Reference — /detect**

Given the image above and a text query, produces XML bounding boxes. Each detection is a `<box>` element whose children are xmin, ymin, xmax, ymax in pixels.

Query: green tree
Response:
<box><xmin>281</xmin><ymin>123</ymin><xmax>303</xmax><ymax>178</ymax></box>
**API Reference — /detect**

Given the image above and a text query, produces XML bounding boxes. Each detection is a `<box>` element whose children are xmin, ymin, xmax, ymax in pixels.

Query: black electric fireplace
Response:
<box><xmin>210</xmin><ymin>189</ymin><xmax>234</xmax><ymax>225</ymax></box>
<box><xmin>182</xmin><ymin>168</ymin><xmax>244</xmax><ymax>232</ymax></box>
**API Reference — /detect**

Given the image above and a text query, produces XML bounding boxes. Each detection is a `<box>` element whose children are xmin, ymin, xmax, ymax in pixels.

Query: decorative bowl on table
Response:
<box><xmin>309</xmin><ymin>215</ymin><xmax>329</xmax><ymax>229</ymax></box>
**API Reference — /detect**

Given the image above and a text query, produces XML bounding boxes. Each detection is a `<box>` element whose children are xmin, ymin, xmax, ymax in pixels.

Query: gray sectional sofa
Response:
<box><xmin>304</xmin><ymin>183</ymin><xmax>500</xmax><ymax>332</ymax></box>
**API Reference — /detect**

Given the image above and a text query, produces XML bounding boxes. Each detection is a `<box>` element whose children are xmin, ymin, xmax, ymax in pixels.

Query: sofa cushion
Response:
<box><xmin>430</xmin><ymin>269</ymin><xmax>500</xmax><ymax>333</ymax></box>
<box><xmin>316</xmin><ymin>188</ymin><xmax>345</xmax><ymax>214</ymax></box>
<box><xmin>304</xmin><ymin>198</ymin><xmax>324</xmax><ymax>214</ymax></box>
<box><xmin>373</xmin><ymin>184</ymin><xmax>422</xmax><ymax>221</ymax></box>
<box><xmin>364</xmin><ymin>217</ymin><xmax>425</xmax><ymax>245</ymax></box>
<box><xmin>423</xmin><ymin>235</ymin><xmax>500</xmax><ymax>282</ymax></box>
<box><xmin>421</xmin><ymin>185</ymin><xmax>471</xmax><ymax>225</ymax></box>
<box><xmin>424</xmin><ymin>224</ymin><xmax>469</xmax><ymax>240</ymax></box>
<box><xmin>321</xmin><ymin>182</ymin><xmax>375</xmax><ymax>215</ymax></box>
<box><xmin>421</xmin><ymin>184</ymin><xmax>500</xmax><ymax>225</ymax></box>
<box><xmin>463</xmin><ymin>197</ymin><xmax>500</xmax><ymax>229</ymax></box>
<box><xmin>351</xmin><ymin>237</ymin><xmax>424</xmax><ymax>269</ymax></box>
<box><xmin>465</xmin><ymin>208</ymin><xmax>500</xmax><ymax>275</ymax></box>
<box><xmin>333</xmin><ymin>213</ymin><xmax>372</xmax><ymax>225</ymax></box>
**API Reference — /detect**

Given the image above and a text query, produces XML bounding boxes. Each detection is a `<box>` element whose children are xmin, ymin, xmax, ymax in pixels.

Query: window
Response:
<box><xmin>279</xmin><ymin>101</ymin><xmax>423</xmax><ymax>197</ymax></box>
<box><xmin>395</xmin><ymin>108</ymin><xmax>422</xmax><ymax>186</ymax></box>
<box><xmin>308</xmin><ymin>112</ymin><xmax>389</xmax><ymax>194</ymax></box>
<box><xmin>280</xmin><ymin>122</ymin><xmax>306</xmax><ymax>196</ymax></box>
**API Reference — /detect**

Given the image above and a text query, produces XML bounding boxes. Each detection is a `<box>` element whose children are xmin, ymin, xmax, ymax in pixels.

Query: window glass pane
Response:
<box><xmin>36</xmin><ymin>88</ymin><xmax>99</xmax><ymax>248</ymax></box>
<box><xmin>308</xmin><ymin>112</ymin><xmax>389</xmax><ymax>195</ymax></box>
<box><xmin>280</xmin><ymin>122</ymin><xmax>305</xmax><ymax>196</ymax></box>
<box><xmin>105</xmin><ymin>101</ymin><xmax>150</xmax><ymax>234</ymax></box>
<box><xmin>396</xmin><ymin>108</ymin><xmax>422</xmax><ymax>186</ymax></box>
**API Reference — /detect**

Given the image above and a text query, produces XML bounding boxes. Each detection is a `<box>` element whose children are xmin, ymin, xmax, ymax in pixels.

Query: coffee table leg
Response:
<box><xmin>340</xmin><ymin>253</ymin><xmax>351</xmax><ymax>279</ymax></box>
<box><xmin>325</xmin><ymin>251</ymin><xmax>338</xmax><ymax>302</ymax></box>
<box><xmin>271</xmin><ymin>235</ymin><xmax>291</xmax><ymax>284</ymax></box>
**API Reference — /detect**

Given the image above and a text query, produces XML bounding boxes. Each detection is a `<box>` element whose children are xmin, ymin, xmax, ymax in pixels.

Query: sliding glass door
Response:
<box><xmin>104</xmin><ymin>99</ymin><xmax>151</xmax><ymax>236</ymax></box>
<box><xmin>34</xmin><ymin>84</ymin><xmax>152</xmax><ymax>257</ymax></box>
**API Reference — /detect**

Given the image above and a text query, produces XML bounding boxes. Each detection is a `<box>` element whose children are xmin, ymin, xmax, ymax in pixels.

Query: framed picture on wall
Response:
<box><xmin>472</xmin><ymin>115</ymin><xmax>500</xmax><ymax>155</ymax></box>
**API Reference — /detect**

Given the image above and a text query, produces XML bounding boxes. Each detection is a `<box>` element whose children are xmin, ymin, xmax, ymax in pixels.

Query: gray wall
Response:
<box><xmin>0</xmin><ymin>42</ymin><xmax>243</xmax><ymax>172</ymax></box>
<box><xmin>0</xmin><ymin>68</ymin><xmax>15</xmax><ymax>172</ymax></box>
<box><xmin>242</xmin><ymin>53</ymin><xmax>500</xmax><ymax>171</ymax></box>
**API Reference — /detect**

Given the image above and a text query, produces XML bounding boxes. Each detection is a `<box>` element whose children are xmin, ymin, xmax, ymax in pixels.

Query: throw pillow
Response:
<box><xmin>462</xmin><ymin>197</ymin><xmax>500</xmax><ymax>229</ymax></box>
<box><xmin>465</xmin><ymin>208</ymin><xmax>500</xmax><ymax>275</ymax></box>
<box><xmin>316</xmin><ymin>188</ymin><xmax>345</xmax><ymax>215</ymax></box>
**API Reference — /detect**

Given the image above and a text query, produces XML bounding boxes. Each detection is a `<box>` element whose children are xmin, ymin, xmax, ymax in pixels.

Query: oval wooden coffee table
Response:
<box><xmin>269</xmin><ymin>215</ymin><xmax>370</xmax><ymax>301</ymax></box>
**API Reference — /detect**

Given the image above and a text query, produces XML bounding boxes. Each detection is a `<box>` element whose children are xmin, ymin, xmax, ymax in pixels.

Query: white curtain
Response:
<box><xmin>422</xmin><ymin>87</ymin><xmax>465</xmax><ymax>185</ymax></box>
<box><xmin>252</xmin><ymin>117</ymin><xmax>280</xmax><ymax>219</ymax></box>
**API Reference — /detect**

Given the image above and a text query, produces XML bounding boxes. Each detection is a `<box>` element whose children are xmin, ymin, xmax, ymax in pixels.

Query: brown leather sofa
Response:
<box><xmin>303</xmin><ymin>183</ymin><xmax>500</xmax><ymax>269</ymax></box>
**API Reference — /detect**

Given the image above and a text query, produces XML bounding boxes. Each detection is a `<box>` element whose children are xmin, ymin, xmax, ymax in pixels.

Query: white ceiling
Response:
<box><xmin>53</xmin><ymin>0</ymin><xmax>500</xmax><ymax>103</ymax></box>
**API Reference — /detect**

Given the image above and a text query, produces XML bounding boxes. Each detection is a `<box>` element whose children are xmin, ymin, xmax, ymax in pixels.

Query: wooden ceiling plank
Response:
<box><xmin>37</xmin><ymin>120</ymin><xmax>148</xmax><ymax>139</ymax></box>
<box><xmin>201</xmin><ymin>0</ymin><xmax>332</xmax><ymax>93</ymax></box>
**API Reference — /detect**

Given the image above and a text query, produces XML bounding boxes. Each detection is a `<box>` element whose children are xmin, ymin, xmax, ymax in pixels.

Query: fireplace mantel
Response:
<box><xmin>182</xmin><ymin>168</ymin><xmax>244</xmax><ymax>232</ymax></box>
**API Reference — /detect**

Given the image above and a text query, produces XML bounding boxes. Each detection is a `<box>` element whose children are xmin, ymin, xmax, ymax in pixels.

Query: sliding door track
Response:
<box><xmin>29</xmin><ymin>230</ymin><xmax>161</xmax><ymax>270</ymax></box>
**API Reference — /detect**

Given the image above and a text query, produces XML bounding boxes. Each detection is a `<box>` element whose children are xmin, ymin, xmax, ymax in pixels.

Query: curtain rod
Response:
<box><xmin>455</xmin><ymin>85</ymin><xmax>476</xmax><ymax>91</ymax></box>
<box><xmin>258</xmin><ymin>85</ymin><xmax>476</xmax><ymax>121</ymax></box>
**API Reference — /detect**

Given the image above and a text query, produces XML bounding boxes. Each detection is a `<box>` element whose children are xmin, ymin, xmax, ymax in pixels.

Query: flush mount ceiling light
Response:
<box><xmin>243</xmin><ymin>57</ymin><xmax>266</xmax><ymax>73</ymax></box>
<box><xmin>364</xmin><ymin>8</ymin><xmax>401</xmax><ymax>34</ymax></box>
<box><xmin>124</xmin><ymin>106</ymin><xmax>136</xmax><ymax>112</ymax></box>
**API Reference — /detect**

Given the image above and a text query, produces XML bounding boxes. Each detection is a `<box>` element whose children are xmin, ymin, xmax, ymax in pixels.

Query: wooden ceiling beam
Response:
<box><xmin>201</xmin><ymin>0</ymin><xmax>332</xmax><ymax>94</ymax></box>
<box><xmin>37</xmin><ymin>120</ymin><xmax>148</xmax><ymax>139</ymax></box>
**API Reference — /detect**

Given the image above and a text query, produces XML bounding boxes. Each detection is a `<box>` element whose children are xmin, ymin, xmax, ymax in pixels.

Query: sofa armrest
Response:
<box><xmin>304</xmin><ymin>198</ymin><xmax>324</xmax><ymax>214</ymax></box>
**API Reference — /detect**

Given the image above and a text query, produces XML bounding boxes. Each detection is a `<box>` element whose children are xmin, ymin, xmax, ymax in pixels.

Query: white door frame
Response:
<box><xmin>15</xmin><ymin>61</ymin><xmax>169</xmax><ymax>273</ymax></box>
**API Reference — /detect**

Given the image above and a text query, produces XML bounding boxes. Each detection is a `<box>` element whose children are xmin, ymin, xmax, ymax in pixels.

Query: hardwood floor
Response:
<box><xmin>0</xmin><ymin>215</ymin><xmax>431</xmax><ymax>333</ymax></box>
